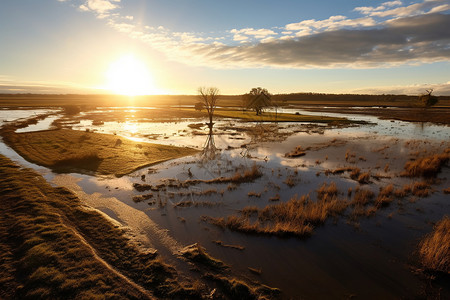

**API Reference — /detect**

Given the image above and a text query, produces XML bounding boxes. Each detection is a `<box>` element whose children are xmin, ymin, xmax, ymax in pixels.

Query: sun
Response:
<box><xmin>105</xmin><ymin>55</ymin><xmax>161</xmax><ymax>96</ymax></box>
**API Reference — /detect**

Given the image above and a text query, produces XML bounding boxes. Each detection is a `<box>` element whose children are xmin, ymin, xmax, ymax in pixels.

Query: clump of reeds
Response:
<box><xmin>356</xmin><ymin>172</ymin><xmax>371</xmax><ymax>184</ymax></box>
<box><xmin>352</xmin><ymin>188</ymin><xmax>375</xmax><ymax>206</ymax></box>
<box><xmin>394</xmin><ymin>184</ymin><xmax>412</xmax><ymax>198</ymax></box>
<box><xmin>402</xmin><ymin>149</ymin><xmax>449</xmax><ymax>178</ymax></box>
<box><xmin>411</xmin><ymin>181</ymin><xmax>431</xmax><ymax>197</ymax></box>
<box><xmin>375</xmin><ymin>184</ymin><xmax>394</xmax><ymax>207</ymax></box>
<box><xmin>204</xmin><ymin>192</ymin><xmax>348</xmax><ymax>238</ymax></box>
<box><xmin>317</xmin><ymin>182</ymin><xmax>338</xmax><ymax>200</ymax></box>
<box><xmin>349</xmin><ymin>187</ymin><xmax>376</xmax><ymax>219</ymax></box>
<box><xmin>418</xmin><ymin>216</ymin><xmax>449</xmax><ymax>274</ymax></box>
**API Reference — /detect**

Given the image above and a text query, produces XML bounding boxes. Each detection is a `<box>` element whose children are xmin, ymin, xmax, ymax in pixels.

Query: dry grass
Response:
<box><xmin>2</xmin><ymin>129</ymin><xmax>198</xmax><ymax>176</ymax></box>
<box><xmin>375</xmin><ymin>184</ymin><xmax>394</xmax><ymax>207</ymax></box>
<box><xmin>402</xmin><ymin>149</ymin><xmax>450</xmax><ymax>178</ymax></box>
<box><xmin>204</xmin><ymin>192</ymin><xmax>348</xmax><ymax>238</ymax></box>
<box><xmin>412</xmin><ymin>181</ymin><xmax>431</xmax><ymax>197</ymax></box>
<box><xmin>394</xmin><ymin>184</ymin><xmax>412</xmax><ymax>198</ymax></box>
<box><xmin>356</xmin><ymin>172</ymin><xmax>371</xmax><ymax>184</ymax></box>
<box><xmin>352</xmin><ymin>188</ymin><xmax>375</xmax><ymax>206</ymax></box>
<box><xmin>443</xmin><ymin>187</ymin><xmax>450</xmax><ymax>194</ymax></box>
<box><xmin>419</xmin><ymin>216</ymin><xmax>450</xmax><ymax>274</ymax></box>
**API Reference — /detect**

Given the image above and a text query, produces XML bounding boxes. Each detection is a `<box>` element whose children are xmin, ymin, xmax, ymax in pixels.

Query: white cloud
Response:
<box><xmin>68</xmin><ymin>0</ymin><xmax>450</xmax><ymax>69</ymax></box>
<box><xmin>81</xmin><ymin>0</ymin><xmax>120</xmax><ymax>14</ymax></box>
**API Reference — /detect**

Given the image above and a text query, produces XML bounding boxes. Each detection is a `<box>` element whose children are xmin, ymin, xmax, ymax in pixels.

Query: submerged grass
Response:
<box><xmin>204</xmin><ymin>183</ymin><xmax>348</xmax><ymax>238</ymax></box>
<box><xmin>2</xmin><ymin>129</ymin><xmax>198</xmax><ymax>176</ymax></box>
<box><xmin>402</xmin><ymin>149</ymin><xmax>450</xmax><ymax>178</ymax></box>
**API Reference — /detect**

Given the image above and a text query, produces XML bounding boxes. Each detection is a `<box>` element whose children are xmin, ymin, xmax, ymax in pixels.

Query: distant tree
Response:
<box><xmin>194</xmin><ymin>102</ymin><xmax>204</xmax><ymax>111</ymax></box>
<box><xmin>419</xmin><ymin>89</ymin><xmax>438</xmax><ymax>108</ymax></box>
<box><xmin>198</xmin><ymin>87</ymin><xmax>220</xmax><ymax>126</ymax></box>
<box><xmin>243</xmin><ymin>87</ymin><xmax>272</xmax><ymax>115</ymax></box>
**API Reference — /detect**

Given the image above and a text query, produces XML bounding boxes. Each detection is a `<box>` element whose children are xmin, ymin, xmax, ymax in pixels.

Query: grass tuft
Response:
<box><xmin>402</xmin><ymin>149</ymin><xmax>450</xmax><ymax>178</ymax></box>
<box><xmin>419</xmin><ymin>216</ymin><xmax>450</xmax><ymax>274</ymax></box>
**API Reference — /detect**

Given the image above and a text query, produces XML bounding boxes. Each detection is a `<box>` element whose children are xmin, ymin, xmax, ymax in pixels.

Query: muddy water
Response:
<box><xmin>1</xmin><ymin>106</ymin><xmax>449</xmax><ymax>299</ymax></box>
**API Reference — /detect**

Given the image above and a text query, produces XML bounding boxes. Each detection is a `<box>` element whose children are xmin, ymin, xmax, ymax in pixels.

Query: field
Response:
<box><xmin>0</xmin><ymin>95</ymin><xmax>449</xmax><ymax>299</ymax></box>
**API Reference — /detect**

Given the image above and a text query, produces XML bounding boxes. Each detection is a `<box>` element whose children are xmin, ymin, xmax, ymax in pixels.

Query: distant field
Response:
<box><xmin>3</xmin><ymin>129</ymin><xmax>199</xmax><ymax>176</ymax></box>
<box><xmin>1</xmin><ymin>93</ymin><xmax>449</xmax><ymax>108</ymax></box>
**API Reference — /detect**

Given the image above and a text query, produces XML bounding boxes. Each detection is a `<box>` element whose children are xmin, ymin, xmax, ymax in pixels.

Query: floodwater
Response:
<box><xmin>1</xmin><ymin>106</ymin><xmax>449</xmax><ymax>299</ymax></box>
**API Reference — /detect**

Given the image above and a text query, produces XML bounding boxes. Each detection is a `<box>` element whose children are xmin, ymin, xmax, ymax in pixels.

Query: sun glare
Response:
<box><xmin>106</xmin><ymin>55</ymin><xmax>160</xmax><ymax>96</ymax></box>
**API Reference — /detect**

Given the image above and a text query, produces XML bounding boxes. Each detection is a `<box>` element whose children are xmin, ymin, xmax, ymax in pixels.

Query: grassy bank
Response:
<box><xmin>2</xmin><ymin>129</ymin><xmax>198</xmax><ymax>176</ymax></box>
<box><xmin>0</xmin><ymin>154</ymin><xmax>199</xmax><ymax>299</ymax></box>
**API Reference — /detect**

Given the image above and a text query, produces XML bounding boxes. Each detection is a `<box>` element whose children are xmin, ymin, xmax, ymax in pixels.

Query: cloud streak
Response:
<box><xmin>73</xmin><ymin>0</ymin><xmax>450</xmax><ymax>69</ymax></box>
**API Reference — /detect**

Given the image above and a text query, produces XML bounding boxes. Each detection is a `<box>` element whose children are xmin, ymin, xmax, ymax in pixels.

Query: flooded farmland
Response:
<box><xmin>1</xmin><ymin>106</ymin><xmax>449</xmax><ymax>299</ymax></box>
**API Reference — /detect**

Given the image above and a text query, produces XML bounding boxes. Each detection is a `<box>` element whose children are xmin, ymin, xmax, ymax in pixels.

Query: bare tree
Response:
<box><xmin>198</xmin><ymin>87</ymin><xmax>220</xmax><ymax>127</ymax></box>
<box><xmin>419</xmin><ymin>88</ymin><xmax>438</xmax><ymax>108</ymax></box>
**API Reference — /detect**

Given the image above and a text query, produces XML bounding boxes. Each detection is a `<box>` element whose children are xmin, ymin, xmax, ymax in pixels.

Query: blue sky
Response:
<box><xmin>0</xmin><ymin>0</ymin><xmax>449</xmax><ymax>95</ymax></box>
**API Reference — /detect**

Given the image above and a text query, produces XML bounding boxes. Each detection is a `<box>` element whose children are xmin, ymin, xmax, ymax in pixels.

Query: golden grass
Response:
<box><xmin>0</xmin><ymin>154</ymin><xmax>197</xmax><ymax>299</ymax></box>
<box><xmin>411</xmin><ymin>181</ymin><xmax>431</xmax><ymax>197</ymax></box>
<box><xmin>419</xmin><ymin>216</ymin><xmax>449</xmax><ymax>274</ymax></box>
<box><xmin>3</xmin><ymin>129</ymin><xmax>198</xmax><ymax>176</ymax></box>
<box><xmin>402</xmin><ymin>149</ymin><xmax>450</xmax><ymax>178</ymax></box>
<box><xmin>376</xmin><ymin>184</ymin><xmax>394</xmax><ymax>207</ymax></box>
<box><xmin>352</xmin><ymin>188</ymin><xmax>375</xmax><ymax>206</ymax></box>
<box><xmin>204</xmin><ymin>191</ymin><xmax>348</xmax><ymax>238</ymax></box>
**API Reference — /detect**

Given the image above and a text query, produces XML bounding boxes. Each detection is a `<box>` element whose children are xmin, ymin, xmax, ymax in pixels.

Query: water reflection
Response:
<box><xmin>202</xmin><ymin>125</ymin><xmax>218</xmax><ymax>160</ymax></box>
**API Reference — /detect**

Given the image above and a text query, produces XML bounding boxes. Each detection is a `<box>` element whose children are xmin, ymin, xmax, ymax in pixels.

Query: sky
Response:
<box><xmin>0</xmin><ymin>0</ymin><xmax>449</xmax><ymax>95</ymax></box>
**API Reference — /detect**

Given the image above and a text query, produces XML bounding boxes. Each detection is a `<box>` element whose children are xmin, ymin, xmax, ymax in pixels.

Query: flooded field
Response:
<box><xmin>1</xmin><ymin>106</ymin><xmax>449</xmax><ymax>299</ymax></box>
